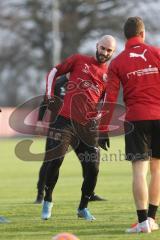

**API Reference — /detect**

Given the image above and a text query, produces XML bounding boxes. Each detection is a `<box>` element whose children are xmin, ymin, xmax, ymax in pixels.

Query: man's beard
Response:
<box><xmin>96</xmin><ymin>50</ymin><xmax>111</xmax><ymax>63</ymax></box>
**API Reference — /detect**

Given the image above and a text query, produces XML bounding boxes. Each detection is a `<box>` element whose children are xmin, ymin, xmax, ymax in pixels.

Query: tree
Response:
<box><xmin>0</xmin><ymin>0</ymin><xmax>53</xmax><ymax>106</ymax></box>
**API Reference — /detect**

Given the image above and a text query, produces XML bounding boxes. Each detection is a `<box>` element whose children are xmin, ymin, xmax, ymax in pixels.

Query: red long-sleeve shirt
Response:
<box><xmin>46</xmin><ymin>54</ymin><xmax>108</xmax><ymax>125</ymax></box>
<box><xmin>100</xmin><ymin>37</ymin><xmax>160</xmax><ymax>131</ymax></box>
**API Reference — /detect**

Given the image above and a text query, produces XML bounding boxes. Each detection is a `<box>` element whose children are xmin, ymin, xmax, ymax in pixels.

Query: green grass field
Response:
<box><xmin>0</xmin><ymin>137</ymin><xmax>159</xmax><ymax>240</ymax></box>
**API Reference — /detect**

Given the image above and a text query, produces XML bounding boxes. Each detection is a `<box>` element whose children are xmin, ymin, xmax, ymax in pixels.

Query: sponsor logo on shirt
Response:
<box><xmin>127</xmin><ymin>65</ymin><xmax>159</xmax><ymax>79</ymax></box>
<box><xmin>82</xmin><ymin>63</ymin><xmax>90</xmax><ymax>74</ymax></box>
<box><xmin>129</xmin><ymin>49</ymin><xmax>147</xmax><ymax>62</ymax></box>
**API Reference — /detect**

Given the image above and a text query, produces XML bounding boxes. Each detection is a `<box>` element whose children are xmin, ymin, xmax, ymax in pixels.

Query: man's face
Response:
<box><xmin>96</xmin><ymin>43</ymin><xmax>115</xmax><ymax>63</ymax></box>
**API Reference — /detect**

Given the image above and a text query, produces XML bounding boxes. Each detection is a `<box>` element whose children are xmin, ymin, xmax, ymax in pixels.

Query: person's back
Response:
<box><xmin>108</xmin><ymin>38</ymin><xmax>160</xmax><ymax>121</ymax></box>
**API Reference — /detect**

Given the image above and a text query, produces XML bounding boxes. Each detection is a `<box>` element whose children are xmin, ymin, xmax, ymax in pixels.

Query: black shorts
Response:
<box><xmin>44</xmin><ymin>115</ymin><xmax>99</xmax><ymax>161</ymax></box>
<box><xmin>124</xmin><ymin>120</ymin><xmax>160</xmax><ymax>161</ymax></box>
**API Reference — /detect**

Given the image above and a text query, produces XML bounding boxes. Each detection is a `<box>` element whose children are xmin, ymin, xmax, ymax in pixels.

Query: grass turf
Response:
<box><xmin>0</xmin><ymin>137</ymin><xmax>159</xmax><ymax>240</ymax></box>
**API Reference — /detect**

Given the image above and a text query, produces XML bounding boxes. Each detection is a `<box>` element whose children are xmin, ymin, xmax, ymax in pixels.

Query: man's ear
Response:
<box><xmin>140</xmin><ymin>30</ymin><xmax>145</xmax><ymax>41</ymax></box>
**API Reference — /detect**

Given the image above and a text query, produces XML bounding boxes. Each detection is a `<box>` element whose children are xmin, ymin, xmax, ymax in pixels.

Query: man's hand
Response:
<box><xmin>47</xmin><ymin>96</ymin><xmax>63</xmax><ymax>117</ymax></box>
<box><xmin>47</xmin><ymin>97</ymin><xmax>55</xmax><ymax>111</ymax></box>
<box><xmin>98</xmin><ymin>134</ymin><xmax>110</xmax><ymax>151</ymax></box>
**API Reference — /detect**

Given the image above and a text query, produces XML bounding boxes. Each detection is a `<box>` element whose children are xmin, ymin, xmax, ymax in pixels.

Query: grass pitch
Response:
<box><xmin>0</xmin><ymin>137</ymin><xmax>159</xmax><ymax>240</ymax></box>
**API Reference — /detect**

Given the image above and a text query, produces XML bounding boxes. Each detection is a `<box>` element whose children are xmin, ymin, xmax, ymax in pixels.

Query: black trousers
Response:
<box><xmin>37</xmin><ymin>139</ymin><xmax>97</xmax><ymax>195</ymax></box>
<box><xmin>41</xmin><ymin>115</ymin><xmax>100</xmax><ymax>207</ymax></box>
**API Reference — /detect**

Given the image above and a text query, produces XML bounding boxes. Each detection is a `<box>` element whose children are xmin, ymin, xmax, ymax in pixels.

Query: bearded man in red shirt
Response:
<box><xmin>41</xmin><ymin>35</ymin><xmax>116</xmax><ymax>221</ymax></box>
<box><xmin>102</xmin><ymin>17</ymin><xmax>160</xmax><ymax>233</ymax></box>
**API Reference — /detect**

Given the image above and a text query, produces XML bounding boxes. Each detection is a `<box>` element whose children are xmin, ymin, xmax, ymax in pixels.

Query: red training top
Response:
<box><xmin>46</xmin><ymin>54</ymin><xmax>108</xmax><ymax>125</ymax></box>
<box><xmin>104</xmin><ymin>36</ymin><xmax>160</xmax><ymax>124</ymax></box>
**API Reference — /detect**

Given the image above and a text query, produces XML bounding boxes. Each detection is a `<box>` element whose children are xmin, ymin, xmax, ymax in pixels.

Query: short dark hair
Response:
<box><xmin>124</xmin><ymin>17</ymin><xmax>145</xmax><ymax>39</ymax></box>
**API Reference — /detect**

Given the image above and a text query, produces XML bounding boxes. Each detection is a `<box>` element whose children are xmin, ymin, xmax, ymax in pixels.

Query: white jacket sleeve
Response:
<box><xmin>46</xmin><ymin>68</ymin><xmax>57</xmax><ymax>98</ymax></box>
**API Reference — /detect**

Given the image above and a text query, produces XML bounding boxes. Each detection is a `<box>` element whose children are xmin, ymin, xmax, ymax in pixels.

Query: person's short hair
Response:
<box><xmin>124</xmin><ymin>17</ymin><xmax>145</xmax><ymax>39</ymax></box>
